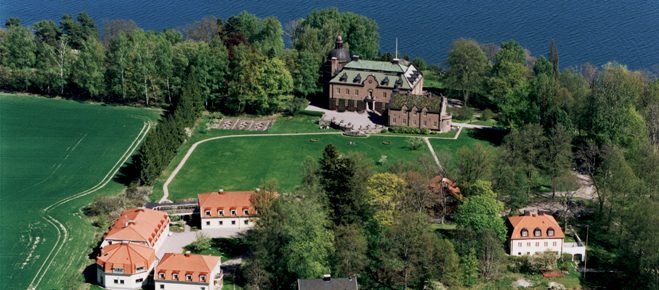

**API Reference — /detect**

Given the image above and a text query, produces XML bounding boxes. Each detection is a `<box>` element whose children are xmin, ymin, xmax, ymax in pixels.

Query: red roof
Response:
<box><xmin>156</xmin><ymin>253</ymin><xmax>221</xmax><ymax>283</ymax></box>
<box><xmin>104</xmin><ymin>208</ymin><xmax>169</xmax><ymax>246</ymax></box>
<box><xmin>508</xmin><ymin>212</ymin><xmax>565</xmax><ymax>240</ymax></box>
<box><xmin>96</xmin><ymin>243</ymin><xmax>155</xmax><ymax>274</ymax></box>
<box><xmin>198</xmin><ymin>191</ymin><xmax>255</xmax><ymax>217</ymax></box>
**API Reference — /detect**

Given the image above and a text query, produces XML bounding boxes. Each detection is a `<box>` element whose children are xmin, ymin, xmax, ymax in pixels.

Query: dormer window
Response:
<box><xmin>135</xmin><ymin>266</ymin><xmax>145</xmax><ymax>273</ymax></box>
<box><xmin>113</xmin><ymin>268</ymin><xmax>124</xmax><ymax>273</ymax></box>
<box><xmin>534</xmin><ymin>228</ymin><xmax>542</xmax><ymax>237</ymax></box>
<box><xmin>547</xmin><ymin>228</ymin><xmax>555</xmax><ymax>237</ymax></box>
<box><xmin>159</xmin><ymin>273</ymin><xmax>165</xmax><ymax>279</ymax></box>
<box><xmin>173</xmin><ymin>274</ymin><xmax>179</xmax><ymax>280</ymax></box>
<box><xmin>218</xmin><ymin>210</ymin><xmax>224</xmax><ymax>216</ymax></box>
<box><xmin>205</xmin><ymin>210</ymin><xmax>211</xmax><ymax>216</ymax></box>
<box><xmin>200</xmin><ymin>275</ymin><xmax>206</xmax><ymax>282</ymax></box>
<box><xmin>186</xmin><ymin>274</ymin><xmax>192</xmax><ymax>281</ymax></box>
<box><xmin>521</xmin><ymin>228</ymin><xmax>528</xmax><ymax>237</ymax></box>
<box><xmin>231</xmin><ymin>210</ymin><xmax>237</xmax><ymax>216</ymax></box>
<box><xmin>243</xmin><ymin>209</ymin><xmax>249</xmax><ymax>215</ymax></box>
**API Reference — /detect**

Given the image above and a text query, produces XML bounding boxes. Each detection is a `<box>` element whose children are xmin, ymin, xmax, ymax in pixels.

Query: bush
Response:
<box><xmin>406</xmin><ymin>137</ymin><xmax>424</xmax><ymax>150</ymax></box>
<box><xmin>454</xmin><ymin>107</ymin><xmax>474</xmax><ymax>121</ymax></box>
<box><xmin>561</xmin><ymin>253</ymin><xmax>573</xmax><ymax>263</ymax></box>
<box><xmin>421</xmin><ymin>128</ymin><xmax>431</xmax><ymax>135</ymax></box>
<box><xmin>286</xmin><ymin>97</ymin><xmax>308</xmax><ymax>116</ymax></box>
<box><xmin>480</xmin><ymin>108</ymin><xmax>495</xmax><ymax>121</ymax></box>
<box><xmin>300</xmin><ymin>110</ymin><xmax>324</xmax><ymax>117</ymax></box>
<box><xmin>548</xmin><ymin>282</ymin><xmax>566</xmax><ymax>290</ymax></box>
<box><xmin>412</xmin><ymin>57</ymin><xmax>428</xmax><ymax>70</ymax></box>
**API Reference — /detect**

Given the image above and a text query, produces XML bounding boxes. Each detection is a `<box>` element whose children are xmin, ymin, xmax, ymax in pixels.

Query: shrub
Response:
<box><xmin>300</xmin><ymin>110</ymin><xmax>324</xmax><ymax>117</ymax></box>
<box><xmin>454</xmin><ymin>107</ymin><xmax>474</xmax><ymax>121</ymax></box>
<box><xmin>480</xmin><ymin>108</ymin><xmax>495</xmax><ymax>121</ymax></box>
<box><xmin>406</xmin><ymin>137</ymin><xmax>424</xmax><ymax>150</ymax></box>
<box><xmin>561</xmin><ymin>253</ymin><xmax>573</xmax><ymax>263</ymax></box>
<box><xmin>412</xmin><ymin>57</ymin><xmax>428</xmax><ymax>70</ymax></box>
<box><xmin>548</xmin><ymin>282</ymin><xmax>566</xmax><ymax>290</ymax></box>
<box><xmin>381</xmin><ymin>129</ymin><xmax>388</xmax><ymax>133</ymax></box>
<box><xmin>530</xmin><ymin>250</ymin><xmax>558</xmax><ymax>271</ymax></box>
<box><xmin>421</xmin><ymin>128</ymin><xmax>431</xmax><ymax>135</ymax></box>
<box><xmin>188</xmin><ymin>231</ymin><xmax>211</xmax><ymax>253</ymax></box>
<box><xmin>286</xmin><ymin>97</ymin><xmax>308</xmax><ymax>116</ymax></box>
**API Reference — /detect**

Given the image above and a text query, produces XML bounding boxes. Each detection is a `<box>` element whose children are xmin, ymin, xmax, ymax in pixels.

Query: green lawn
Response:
<box><xmin>185</xmin><ymin>238</ymin><xmax>248</xmax><ymax>263</ymax></box>
<box><xmin>0</xmin><ymin>94</ymin><xmax>160</xmax><ymax>289</ymax></box>
<box><xmin>422</xmin><ymin>70</ymin><xmax>445</xmax><ymax>88</ymax></box>
<box><xmin>162</xmin><ymin>134</ymin><xmax>432</xmax><ymax>201</ymax></box>
<box><xmin>429</xmin><ymin>128</ymin><xmax>505</xmax><ymax>158</ymax></box>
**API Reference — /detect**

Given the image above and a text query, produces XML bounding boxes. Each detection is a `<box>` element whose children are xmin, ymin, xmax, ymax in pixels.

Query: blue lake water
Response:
<box><xmin>3</xmin><ymin>0</ymin><xmax>659</xmax><ymax>70</ymax></box>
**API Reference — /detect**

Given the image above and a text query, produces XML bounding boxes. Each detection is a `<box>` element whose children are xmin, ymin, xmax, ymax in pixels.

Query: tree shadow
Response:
<box><xmin>113</xmin><ymin>154</ymin><xmax>140</xmax><ymax>186</ymax></box>
<box><xmin>210</xmin><ymin>238</ymin><xmax>249</xmax><ymax>260</ymax></box>
<box><xmin>466</xmin><ymin>128</ymin><xmax>507</xmax><ymax>146</ymax></box>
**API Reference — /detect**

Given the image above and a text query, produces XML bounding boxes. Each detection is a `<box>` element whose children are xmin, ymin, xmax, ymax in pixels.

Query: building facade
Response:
<box><xmin>101</xmin><ymin>207</ymin><xmax>170</xmax><ymax>252</ymax></box>
<box><xmin>507</xmin><ymin>210</ymin><xmax>564</xmax><ymax>257</ymax></box>
<box><xmin>155</xmin><ymin>252</ymin><xmax>223</xmax><ymax>290</ymax></box>
<box><xmin>96</xmin><ymin>243</ymin><xmax>156</xmax><ymax>290</ymax></box>
<box><xmin>388</xmin><ymin>94</ymin><xmax>452</xmax><ymax>132</ymax></box>
<box><xmin>198</xmin><ymin>190</ymin><xmax>260</xmax><ymax>230</ymax></box>
<box><xmin>323</xmin><ymin>36</ymin><xmax>424</xmax><ymax>114</ymax></box>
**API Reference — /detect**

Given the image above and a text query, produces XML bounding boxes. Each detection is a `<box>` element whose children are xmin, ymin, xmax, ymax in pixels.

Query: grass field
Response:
<box><xmin>429</xmin><ymin>128</ymin><xmax>505</xmax><ymax>157</ymax></box>
<box><xmin>0</xmin><ymin>94</ymin><xmax>160</xmax><ymax>289</ymax></box>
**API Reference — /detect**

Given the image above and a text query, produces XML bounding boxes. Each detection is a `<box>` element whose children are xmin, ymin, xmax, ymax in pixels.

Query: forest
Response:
<box><xmin>3</xmin><ymin>7</ymin><xmax>659</xmax><ymax>290</ymax></box>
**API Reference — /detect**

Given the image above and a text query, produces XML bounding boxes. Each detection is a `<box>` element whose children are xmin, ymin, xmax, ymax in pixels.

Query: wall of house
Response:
<box><xmin>388</xmin><ymin>108</ymin><xmax>442</xmax><ymax>131</ymax></box>
<box><xmin>155</xmin><ymin>280</ymin><xmax>212</xmax><ymax>290</ymax></box>
<box><xmin>152</xmin><ymin>225</ymin><xmax>170</xmax><ymax>252</ymax></box>
<box><xmin>510</xmin><ymin>238</ymin><xmax>564</xmax><ymax>256</ymax></box>
<box><xmin>99</xmin><ymin>271</ymin><xmax>150</xmax><ymax>290</ymax></box>
<box><xmin>201</xmin><ymin>217</ymin><xmax>255</xmax><ymax>230</ymax></box>
<box><xmin>411</xmin><ymin>76</ymin><xmax>424</xmax><ymax>95</ymax></box>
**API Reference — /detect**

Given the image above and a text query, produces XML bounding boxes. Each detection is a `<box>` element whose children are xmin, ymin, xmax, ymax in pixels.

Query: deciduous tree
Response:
<box><xmin>445</xmin><ymin>38</ymin><xmax>491</xmax><ymax>106</ymax></box>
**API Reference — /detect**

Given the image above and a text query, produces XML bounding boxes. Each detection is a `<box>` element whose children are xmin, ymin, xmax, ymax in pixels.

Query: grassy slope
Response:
<box><xmin>0</xmin><ymin>94</ymin><xmax>160</xmax><ymax>289</ymax></box>
<box><xmin>429</xmin><ymin>128</ymin><xmax>505</xmax><ymax>158</ymax></box>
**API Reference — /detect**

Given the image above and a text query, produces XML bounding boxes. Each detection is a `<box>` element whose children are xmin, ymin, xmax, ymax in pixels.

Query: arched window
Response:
<box><xmin>521</xmin><ymin>228</ymin><xmax>528</xmax><ymax>237</ymax></box>
<box><xmin>534</xmin><ymin>228</ymin><xmax>542</xmax><ymax>237</ymax></box>
<box><xmin>547</xmin><ymin>228</ymin><xmax>555</xmax><ymax>237</ymax></box>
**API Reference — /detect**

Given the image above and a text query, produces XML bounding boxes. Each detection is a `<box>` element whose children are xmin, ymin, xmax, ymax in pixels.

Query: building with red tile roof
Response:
<box><xmin>155</xmin><ymin>252</ymin><xmax>223</xmax><ymax>290</ymax></box>
<box><xmin>198</xmin><ymin>190</ymin><xmax>258</xmax><ymax>229</ymax></box>
<box><xmin>96</xmin><ymin>242</ymin><xmax>156</xmax><ymax>290</ymax></box>
<box><xmin>101</xmin><ymin>207</ymin><xmax>170</xmax><ymax>252</ymax></box>
<box><xmin>507</xmin><ymin>210</ymin><xmax>564</xmax><ymax>257</ymax></box>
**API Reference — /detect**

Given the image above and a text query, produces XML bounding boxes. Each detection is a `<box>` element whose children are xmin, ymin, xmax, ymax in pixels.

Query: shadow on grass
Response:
<box><xmin>211</xmin><ymin>238</ymin><xmax>249</xmax><ymax>260</ymax></box>
<box><xmin>466</xmin><ymin>128</ymin><xmax>507</xmax><ymax>146</ymax></box>
<box><xmin>113</xmin><ymin>154</ymin><xmax>140</xmax><ymax>186</ymax></box>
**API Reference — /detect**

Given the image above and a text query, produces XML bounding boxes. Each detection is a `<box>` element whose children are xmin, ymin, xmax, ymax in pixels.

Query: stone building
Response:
<box><xmin>323</xmin><ymin>36</ymin><xmax>424</xmax><ymax>114</ymax></box>
<box><xmin>388</xmin><ymin>93</ymin><xmax>452</xmax><ymax>132</ymax></box>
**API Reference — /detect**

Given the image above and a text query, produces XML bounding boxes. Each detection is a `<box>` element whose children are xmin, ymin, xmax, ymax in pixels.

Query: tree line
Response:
<box><xmin>0</xmin><ymin>8</ymin><xmax>382</xmax><ymax>115</ymax></box>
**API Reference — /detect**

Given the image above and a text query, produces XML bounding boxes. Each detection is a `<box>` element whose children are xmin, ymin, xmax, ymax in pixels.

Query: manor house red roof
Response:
<box><xmin>96</xmin><ymin>243</ymin><xmax>155</xmax><ymax>274</ymax></box>
<box><xmin>198</xmin><ymin>191</ymin><xmax>256</xmax><ymax>217</ymax></box>
<box><xmin>156</xmin><ymin>253</ymin><xmax>220</xmax><ymax>283</ymax></box>
<box><xmin>508</xmin><ymin>211</ymin><xmax>565</xmax><ymax>240</ymax></box>
<box><xmin>104</xmin><ymin>208</ymin><xmax>169</xmax><ymax>246</ymax></box>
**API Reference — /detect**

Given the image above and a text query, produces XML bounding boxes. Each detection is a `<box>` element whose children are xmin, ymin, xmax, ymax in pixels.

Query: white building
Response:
<box><xmin>198</xmin><ymin>190</ymin><xmax>260</xmax><ymax>230</ymax></box>
<box><xmin>508</xmin><ymin>210</ymin><xmax>564</xmax><ymax>257</ymax></box>
<box><xmin>96</xmin><ymin>242</ymin><xmax>156</xmax><ymax>290</ymax></box>
<box><xmin>101</xmin><ymin>207</ymin><xmax>170</xmax><ymax>252</ymax></box>
<box><xmin>155</xmin><ymin>252</ymin><xmax>223</xmax><ymax>290</ymax></box>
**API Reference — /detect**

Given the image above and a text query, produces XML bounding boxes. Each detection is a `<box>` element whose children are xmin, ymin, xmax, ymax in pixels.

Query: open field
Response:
<box><xmin>0</xmin><ymin>94</ymin><xmax>160</xmax><ymax>289</ymax></box>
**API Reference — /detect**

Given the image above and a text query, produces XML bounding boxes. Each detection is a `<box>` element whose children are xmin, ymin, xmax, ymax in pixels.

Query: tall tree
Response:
<box><xmin>548</xmin><ymin>39</ymin><xmax>559</xmax><ymax>79</ymax></box>
<box><xmin>101</xmin><ymin>19</ymin><xmax>138</xmax><ymax>49</ymax></box>
<box><xmin>33</xmin><ymin>20</ymin><xmax>60</xmax><ymax>46</ymax></box>
<box><xmin>106</xmin><ymin>32</ymin><xmax>132</xmax><ymax>102</ymax></box>
<box><xmin>454</xmin><ymin>181</ymin><xmax>507</xmax><ymax>242</ymax></box>
<box><xmin>445</xmin><ymin>38</ymin><xmax>491</xmax><ymax>106</ymax></box>
<box><xmin>332</xmin><ymin>224</ymin><xmax>368</xmax><ymax>277</ymax></box>
<box><xmin>0</xmin><ymin>24</ymin><xmax>37</xmax><ymax>91</ymax></box>
<box><xmin>455</xmin><ymin>143</ymin><xmax>492</xmax><ymax>194</ymax></box>
<box><xmin>71</xmin><ymin>37</ymin><xmax>106</xmax><ymax>99</ymax></box>
<box><xmin>366</xmin><ymin>173</ymin><xmax>407</xmax><ymax>226</ymax></box>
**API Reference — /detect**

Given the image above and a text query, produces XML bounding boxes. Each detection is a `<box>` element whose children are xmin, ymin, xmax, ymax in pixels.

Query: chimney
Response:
<box><xmin>323</xmin><ymin>274</ymin><xmax>331</xmax><ymax>282</ymax></box>
<box><xmin>331</xmin><ymin>57</ymin><xmax>339</xmax><ymax>75</ymax></box>
<box><xmin>128</xmin><ymin>220</ymin><xmax>135</xmax><ymax>225</ymax></box>
<box><xmin>137</xmin><ymin>206</ymin><xmax>145</xmax><ymax>211</ymax></box>
<box><xmin>392</xmin><ymin>58</ymin><xmax>399</xmax><ymax>64</ymax></box>
<box><xmin>256</xmin><ymin>188</ymin><xmax>260</xmax><ymax>192</ymax></box>
<box><xmin>524</xmin><ymin>210</ymin><xmax>530</xmax><ymax>216</ymax></box>
<box><xmin>352</xmin><ymin>55</ymin><xmax>359</xmax><ymax>62</ymax></box>
<box><xmin>185</xmin><ymin>251</ymin><xmax>191</xmax><ymax>257</ymax></box>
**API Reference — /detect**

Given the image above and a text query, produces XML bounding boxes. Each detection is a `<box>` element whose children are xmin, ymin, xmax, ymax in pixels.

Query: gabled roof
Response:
<box><xmin>508</xmin><ymin>212</ymin><xmax>565</xmax><ymax>240</ymax></box>
<box><xmin>96</xmin><ymin>243</ymin><xmax>155</xmax><ymax>274</ymax></box>
<box><xmin>389</xmin><ymin>94</ymin><xmax>443</xmax><ymax>112</ymax></box>
<box><xmin>298</xmin><ymin>277</ymin><xmax>358</xmax><ymax>290</ymax></box>
<box><xmin>329</xmin><ymin>70</ymin><xmax>411</xmax><ymax>90</ymax></box>
<box><xmin>104</xmin><ymin>208</ymin><xmax>169</xmax><ymax>245</ymax></box>
<box><xmin>156</xmin><ymin>253</ymin><xmax>221</xmax><ymax>283</ymax></box>
<box><xmin>429</xmin><ymin>175</ymin><xmax>462</xmax><ymax>200</ymax></box>
<box><xmin>198</xmin><ymin>191</ymin><xmax>255</xmax><ymax>217</ymax></box>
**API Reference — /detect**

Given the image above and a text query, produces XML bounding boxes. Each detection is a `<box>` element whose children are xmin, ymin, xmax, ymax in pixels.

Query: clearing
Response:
<box><xmin>0</xmin><ymin>94</ymin><xmax>160</xmax><ymax>289</ymax></box>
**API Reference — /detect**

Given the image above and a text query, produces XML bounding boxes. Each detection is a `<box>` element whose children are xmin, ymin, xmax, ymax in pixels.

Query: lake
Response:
<box><xmin>3</xmin><ymin>0</ymin><xmax>659</xmax><ymax>70</ymax></box>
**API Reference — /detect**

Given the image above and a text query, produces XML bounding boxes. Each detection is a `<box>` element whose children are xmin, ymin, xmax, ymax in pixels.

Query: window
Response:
<box><xmin>201</xmin><ymin>287</ymin><xmax>206</xmax><ymax>290</ymax></box>
<box><xmin>413</xmin><ymin>111</ymin><xmax>417</xmax><ymax>116</ymax></box>
<box><xmin>383</xmin><ymin>92</ymin><xmax>387</xmax><ymax>98</ymax></box>
<box><xmin>527</xmin><ymin>242</ymin><xmax>531</xmax><ymax>247</ymax></box>
<box><xmin>120</xmin><ymin>280</ymin><xmax>124</xmax><ymax>285</ymax></box>
<box><xmin>521</xmin><ymin>229</ymin><xmax>529</xmax><ymax>237</ymax></box>
<box><xmin>136</xmin><ymin>278</ymin><xmax>144</xmax><ymax>283</ymax></box>
<box><xmin>534</xmin><ymin>228</ymin><xmax>542</xmax><ymax>237</ymax></box>
<box><xmin>518</xmin><ymin>252</ymin><xmax>521</xmax><ymax>255</ymax></box>
<box><xmin>206</xmin><ymin>221</ymin><xmax>210</xmax><ymax>226</ymax></box>
<box><xmin>535</xmin><ymin>242</ymin><xmax>539</xmax><ymax>247</ymax></box>
<box><xmin>547</xmin><ymin>228</ymin><xmax>555</xmax><ymax>236</ymax></box>
<box><xmin>186</xmin><ymin>275</ymin><xmax>192</xmax><ymax>281</ymax></box>
<box><xmin>200</xmin><ymin>276</ymin><xmax>206</xmax><ymax>282</ymax></box>
<box><xmin>243</xmin><ymin>209</ymin><xmax>249</xmax><ymax>215</ymax></box>
<box><xmin>159</xmin><ymin>273</ymin><xmax>165</xmax><ymax>279</ymax></box>
<box><xmin>219</xmin><ymin>221</ymin><xmax>223</xmax><ymax>225</ymax></box>
<box><xmin>336</xmin><ymin>88</ymin><xmax>340</xmax><ymax>94</ymax></box>
<box><xmin>518</xmin><ymin>242</ymin><xmax>522</xmax><ymax>247</ymax></box>
<box><xmin>114</xmin><ymin>279</ymin><xmax>118</xmax><ymax>284</ymax></box>
<box><xmin>136</xmin><ymin>266</ymin><xmax>145</xmax><ymax>273</ymax></box>
<box><xmin>205</xmin><ymin>210</ymin><xmax>211</xmax><ymax>216</ymax></box>
<box><xmin>173</xmin><ymin>274</ymin><xmax>179</xmax><ymax>280</ymax></box>
<box><xmin>231</xmin><ymin>210</ymin><xmax>236</xmax><ymax>216</ymax></box>
<box><xmin>392</xmin><ymin>118</ymin><xmax>397</xmax><ymax>124</ymax></box>
<box><xmin>423</xmin><ymin>112</ymin><xmax>427</xmax><ymax>116</ymax></box>
<box><xmin>527</xmin><ymin>252</ymin><xmax>530</xmax><ymax>255</ymax></box>
<box><xmin>413</xmin><ymin>120</ymin><xmax>417</xmax><ymax>125</ymax></box>
<box><xmin>245</xmin><ymin>220</ymin><xmax>249</xmax><ymax>225</ymax></box>
<box><xmin>403</xmin><ymin>119</ymin><xmax>407</xmax><ymax>125</ymax></box>
<box><xmin>423</xmin><ymin>121</ymin><xmax>427</xmax><ymax>126</ymax></box>
<box><xmin>232</xmin><ymin>220</ymin><xmax>236</xmax><ymax>225</ymax></box>
<box><xmin>433</xmin><ymin>121</ymin><xmax>437</xmax><ymax>126</ymax></box>
<box><xmin>113</xmin><ymin>268</ymin><xmax>124</xmax><ymax>273</ymax></box>
<box><xmin>553</xmin><ymin>241</ymin><xmax>557</xmax><ymax>246</ymax></box>
<box><xmin>160</xmin><ymin>285</ymin><xmax>165</xmax><ymax>289</ymax></box>
<box><xmin>355</xmin><ymin>89</ymin><xmax>359</xmax><ymax>95</ymax></box>
<box><xmin>544</xmin><ymin>242</ymin><xmax>548</xmax><ymax>247</ymax></box>
<box><xmin>108</xmin><ymin>240</ymin><xmax>112</xmax><ymax>245</ymax></box>
<box><xmin>218</xmin><ymin>210</ymin><xmax>224</xmax><ymax>216</ymax></box>
<box><xmin>346</xmin><ymin>89</ymin><xmax>350</xmax><ymax>94</ymax></box>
